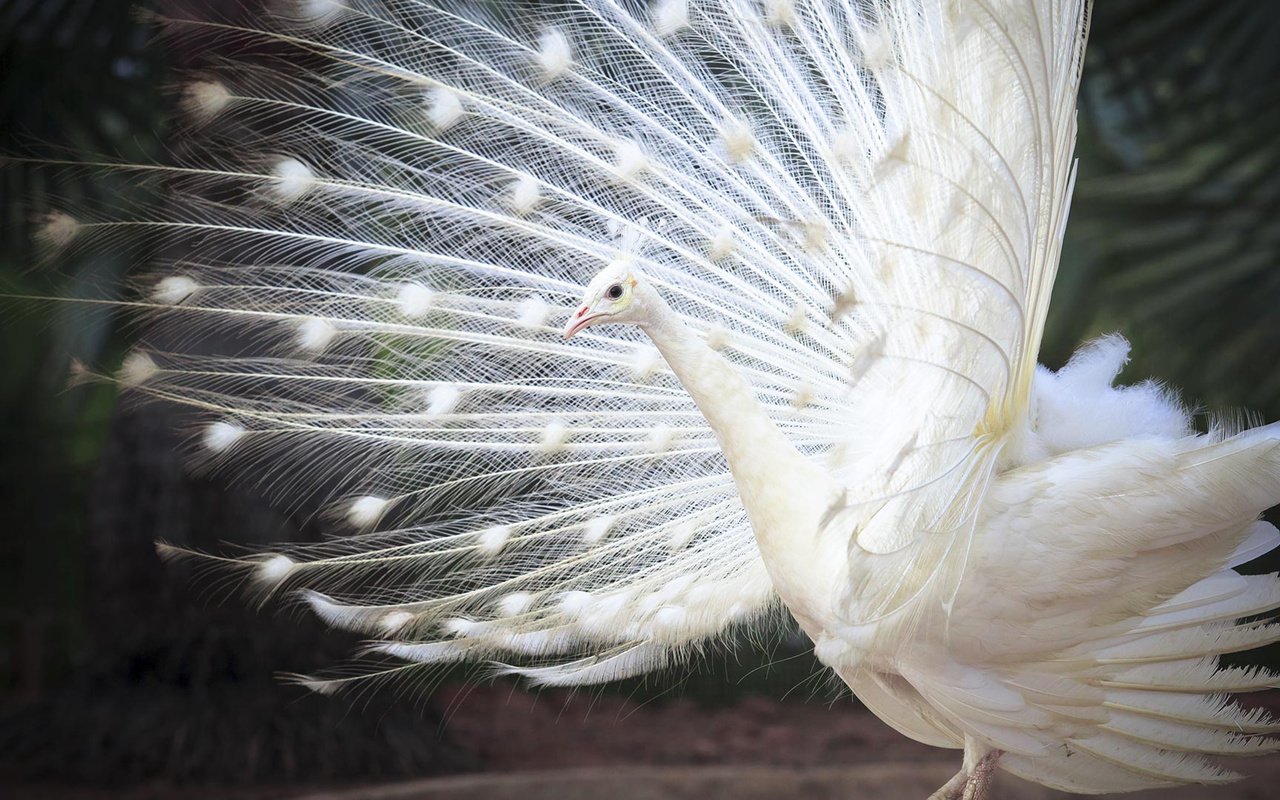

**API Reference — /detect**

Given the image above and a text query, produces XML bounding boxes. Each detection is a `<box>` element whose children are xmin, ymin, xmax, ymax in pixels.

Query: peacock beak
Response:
<box><xmin>563</xmin><ymin>304</ymin><xmax>599</xmax><ymax>339</ymax></box>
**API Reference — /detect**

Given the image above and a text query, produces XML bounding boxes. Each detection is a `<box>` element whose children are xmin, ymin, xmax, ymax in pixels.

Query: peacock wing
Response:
<box><xmin>810</xmin><ymin>0</ymin><xmax>1090</xmax><ymax>625</ymax></box>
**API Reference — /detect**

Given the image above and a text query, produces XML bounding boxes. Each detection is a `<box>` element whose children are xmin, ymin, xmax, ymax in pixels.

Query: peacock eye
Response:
<box><xmin>605</xmin><ymin>284</ymin><xmax>624</xmax><ymax>300</ymax></box>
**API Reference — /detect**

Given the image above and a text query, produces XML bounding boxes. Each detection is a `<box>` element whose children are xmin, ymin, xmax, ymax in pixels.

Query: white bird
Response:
<box><xmin>46</xmin><ymin>0</ymin><xmax>1280</xmax><ymax>797</ymax></box>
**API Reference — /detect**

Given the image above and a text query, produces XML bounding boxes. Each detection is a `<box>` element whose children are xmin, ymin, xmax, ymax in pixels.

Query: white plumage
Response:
<box><xmin>48</xmin><ymin>0</ymin><xmax>1280</xmax><ymax>796</ymax></box>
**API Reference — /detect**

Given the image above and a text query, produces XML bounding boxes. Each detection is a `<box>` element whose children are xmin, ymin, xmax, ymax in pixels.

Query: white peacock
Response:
<box><xmin>51</xmin><ymin>0</ymin><xmax>1280</xmax><ymax>797</ymax></box>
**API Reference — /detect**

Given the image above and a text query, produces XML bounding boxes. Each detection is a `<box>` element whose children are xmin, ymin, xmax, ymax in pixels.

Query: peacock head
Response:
<box><xmin>563</xmin><ymin>260</ymin><xmax>651</xmax><ymax>338</ymax></box>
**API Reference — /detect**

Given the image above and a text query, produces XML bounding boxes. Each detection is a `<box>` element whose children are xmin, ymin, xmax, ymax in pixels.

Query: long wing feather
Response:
<box><xmin>812</xmin><ymin>0</ymin><xmax>1090</xmax><ymax>625</ymax></box>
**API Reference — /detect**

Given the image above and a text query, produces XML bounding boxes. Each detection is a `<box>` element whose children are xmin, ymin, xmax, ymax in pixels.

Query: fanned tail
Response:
<box><xmin>45</xmin><ymin>0</ymin><xmax>931</xmax><ymax>689</ymax></box>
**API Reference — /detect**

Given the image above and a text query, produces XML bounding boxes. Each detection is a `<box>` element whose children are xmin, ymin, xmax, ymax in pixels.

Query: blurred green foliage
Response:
<box><xmin>1051</xmin><ymin>1</ymin><xmax>1280</xmax><ymax>413</ymax></box>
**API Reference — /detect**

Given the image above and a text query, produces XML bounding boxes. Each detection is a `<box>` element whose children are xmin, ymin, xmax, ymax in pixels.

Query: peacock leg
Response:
<box><xmin>960</xmin><ymin>750</ymin><xmax>1003</xmax><ymax>800</ymax></box>
<box><xmin>926</xmin><ymin>768</ymin><xmax>968</xmax><ymax>800</ymax></box>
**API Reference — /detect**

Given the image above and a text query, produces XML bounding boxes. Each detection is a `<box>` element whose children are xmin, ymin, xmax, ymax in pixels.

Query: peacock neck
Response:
<box><xmin>638</xmin><ymin>296</ymin><xmax>839</xmax><ymax>547</ymax></box>
<box><xmin>635</xmin><ymin>289</ymin><xmax>847</xmax><ymax>633</ymax></box>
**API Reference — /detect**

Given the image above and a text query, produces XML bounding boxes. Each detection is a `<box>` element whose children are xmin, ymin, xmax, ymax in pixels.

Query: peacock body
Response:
<box><xmin>43</xmin><ymin>0</ymin><xmax>1280</xmax><ymax>795</ymax></box>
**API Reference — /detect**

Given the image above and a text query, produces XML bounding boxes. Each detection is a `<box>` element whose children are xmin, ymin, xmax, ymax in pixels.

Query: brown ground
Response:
<box><xmin>432</xmin><ymin>682</ymin><xmax>935</xmax><ymax>770</ymax></box>
<box><xmin>7</xmin><ymin>686</ymin><xmax>1280</xmax><ymax>799</ymax></box>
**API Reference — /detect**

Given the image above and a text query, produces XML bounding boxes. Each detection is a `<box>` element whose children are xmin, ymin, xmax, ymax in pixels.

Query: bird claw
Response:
<box><xmin>928</xmin><ymin>750</ymin><xmax>1002</xmax><ymax>800</ymax></box>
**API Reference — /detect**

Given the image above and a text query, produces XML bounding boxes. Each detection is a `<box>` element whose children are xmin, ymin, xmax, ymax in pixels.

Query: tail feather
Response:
<box><xmin>1103</xmin><ymin>689</ymin><xmax>1280</xmax><ymax>734</ymax></box>
<box><xmin>1096</xmin><ymin>621</ymin><xmax>1280</xmax><ymax>664</ymax></box>
<box><xmin>1101</xmin><ymin>710</ymin><xmax>1280</xmax><ymax>756</ymax></box>
<box><xmin>1134</xmin><ymin>574</ymin><xmax>1280</xmax><ymax>634</ymax></box>
<box><xmin>1102</xmin><ymin>660</ymin><xmax>1280</xmax><ymax>693</ymax></box>
<box><xmin>1070</xmin><ymin>734</ymin><xmax>1240</xmax><ymax>785</ymax></box>
<box><xmin>1228</xmin><ymin>520</ymin><xmax>1280</xmax><ymax>568</ymax></box>
<box><xmin>1001</xmin><ymin>745</ymin><xmax>1214</xmax><ymax>796</ymax></box>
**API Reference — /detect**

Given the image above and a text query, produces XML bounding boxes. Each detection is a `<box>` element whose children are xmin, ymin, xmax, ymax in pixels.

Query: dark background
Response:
<box><xmin>1</xmin><ymin>1</ymin><xmax>1279</xmax><ymax>796</ymax></box>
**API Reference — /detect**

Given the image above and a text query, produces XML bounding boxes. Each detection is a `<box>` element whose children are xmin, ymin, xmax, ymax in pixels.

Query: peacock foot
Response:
<box><xmin>927</xmin><ymin>750</ymin><xmax>1003</xmax><ymax>800</ymax></box>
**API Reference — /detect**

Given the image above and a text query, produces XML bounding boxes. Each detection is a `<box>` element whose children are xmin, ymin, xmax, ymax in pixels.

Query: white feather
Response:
<box><xmin>181</xmin><ymin>80</ymin><xmax>232</xmax><ymax>121</ymax></box>
<box><xmin>508</xmin><ymin>174</ymin><xmax>541</xmax><ymax>216</ymax></box>
<box><xmin>475</xmin><ymin>525</ymin><xmax>513</xmax><ymax>556</ymax></box>
<box><xmin>202</xmin><ymin>421</ymin><xmax>245</xmax><ymax>453</ymax></box>
<box><xmin>294</xmin><ymin>317</ymin><xmax>336</xmax><ymax>353</ymax></box>
<box><xmin>651</xmin><ymin>0</ymin><xmax>689</xmax><ymax>37</ymax></box>
<box><xmin>151</xmin><ymin>275</ymin><xmax>200</xmax><ymax>305</ymax></box>
<box><xmin>395</xmin><ymin>283</ymin><xmax>435</xmax><ymax>318</ymax></box>
<box><xmin>268</xmin><ymin>157</ymin><xmax>314</xmax><ymax>204</ymax></box>
<box><xmin>347</xmin><ymin>495</ymin><xmax>388</xmax><ymax>528</ymax></box>
<box><xmin>537</xmin><ymin>28</ymin><xmax>572</xmax><ymax>82</ymax></box>
<box><xmin>424</xmin><ymin>86</ymin><xmax>463</xmax><ymax>131</ymax></box>
<box><xmin>255</xmin><ymin>554</ymin><xmax>296</xmax><ymax>586</ymax></box>
<box><xmin>119</xmin><ymin>351</ymin><xmax>159</xmax><ymax>388</ymax></box>
<box><xmin>424</xmin><ymin>384</ymin><xmax>460</xmax><ymax>417</ymax></box>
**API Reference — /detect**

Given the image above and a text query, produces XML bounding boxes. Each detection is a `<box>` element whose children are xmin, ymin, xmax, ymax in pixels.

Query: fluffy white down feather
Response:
<box><xmin>1016</xmin><ymin>335</ymin><xmax>1193</xmax><ymax>465</ymax></box>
